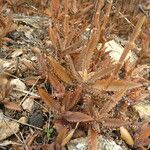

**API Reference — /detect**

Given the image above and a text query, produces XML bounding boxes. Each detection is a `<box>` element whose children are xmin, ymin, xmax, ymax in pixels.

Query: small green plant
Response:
<box><xmin>45</xmin><ymin>127</ymin><xmax>54</xmax><ymax>141</ymax></box>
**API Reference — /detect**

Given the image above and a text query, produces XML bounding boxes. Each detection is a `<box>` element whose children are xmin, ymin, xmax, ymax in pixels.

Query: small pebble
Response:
<box><xmin>29</xmin><ymin>112</ymin><xmax>45</xmax><ymax>128</ymax></box>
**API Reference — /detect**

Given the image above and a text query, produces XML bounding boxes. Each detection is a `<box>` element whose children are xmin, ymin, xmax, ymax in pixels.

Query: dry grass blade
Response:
<box><xmin>63</xmin><ymin>111</ymin><xmax>94</xmax><ymax>122</ymax></box>
<box><xmin>63</xmin><ymin>0</ymin><xmax>69</xmax><ymax>38</ymax></box>
<box><xmin>92</xmin><ymin>79</ymin><xmax>141</xmax><ymax>91</ymax></box>
<box><xmin>100</xmin><ymin>0</ymin><xmax>112</xmax><ymax>32</ymax></box>
<box><xmin>47</xmin><ymin>55</ymin><xmax>73</xmax><ymax>84</ymax></box>
<box><xmin>78</xmin><ymin>1</ymin><xmax>104</xmax><ymax>72</ymax></box>
<box><xmin>38</xmin><ymin>87</ymin><xmax>61</xmax><ymax>112</ymax></box>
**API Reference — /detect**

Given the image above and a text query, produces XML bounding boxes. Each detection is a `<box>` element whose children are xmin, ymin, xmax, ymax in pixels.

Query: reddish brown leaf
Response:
<box><xmin>88</xmin><ymin>65</ymin><xmax>115</xmax><ymax>83</ymax></box>
<box><xmin>25</xmin><ymin>76</ymin><xmax>39</xmax><ymax>86</ymax></box>
<box><xmin>92</xmin><ymin>79</ymin><xmax>141</xmax><ymax>91</ymax></box>
<box><xmin>32</xmin><ymin>48</ymin><xmax>47</xmax><ymax>78</ymax></box>
<box><xmin>47</xmin><ymin>55</ymin><xmax>73</xmax><ymax>84</ymax></box>
<box><xmin>3</xmin><ymin>100</ymin><xmax>22</xmax><ymax>111</ymax></box>
<box><xmin>61</xmin><ymin>122</ymin><xmax>79</xmax><ymax>146</ymax></box>
<box><xmin>48</xmin><ymin>27</ymin><xmax>59</xmax><ymax>50</ymax></box>
<box><xmin>88</xmin><ymin>127</ymin><xmax>99</xmax><ymax>150</ymax></box>
<box><xmin>99</xmin><ymin>87</ymin><xmax>128</xmax><ymax>114</ymax></box>
<box><xmin>135</xmin><ymin>123</ymin><xmax>150</xmax><ymax>144</ymax></box>
<box><xmin>63</xmin><ymin>111</ymin><xmax>94</xmax><ymax>122</ymax></box>
<box><xmin>63</xmin><ymin>85</ymin><xmax>82</xmax><ymax>111</ymax></box>
<box><xmin>55</xmin><ymin>125</ymin><xmax>68</xmax><ymax>147</ymax></box>
<box><xmin>48</xmin><ymin>72</ymin><xmax>65</xmax><ymax>97</ymax></box>
<box><xmin>102</xmin><ymin>118</ymin><xmax>129</xmax><ymax>127</ymax></box>
<box><xmin>50</xmin><ymin>0</ymin><xmax>60</xmax><ymax>16</ymax></box>
<box><xmin>38</xmin><ymin>87</ymin><xmax>61</xmax><ymax>112</ymax></box>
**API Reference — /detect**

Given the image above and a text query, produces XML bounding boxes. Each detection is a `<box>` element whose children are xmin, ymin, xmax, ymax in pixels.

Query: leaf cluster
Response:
<box><xmin>32</xmin><ymin>0</ymin><xmax>150</xmax><ymax>149</ymax></box>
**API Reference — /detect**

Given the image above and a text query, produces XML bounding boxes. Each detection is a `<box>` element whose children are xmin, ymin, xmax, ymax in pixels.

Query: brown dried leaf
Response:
<box><xmin>47</xmin><ymin>55</ymin><xmax>73</xmax><ymax>84</ymax></box>
<box><xmin>92</xmin><ymin>79</ymin><xmax>141</xmax><ymax>91</ymax></box>
<box><xmin>25</xmin><ymin>76</ymin><xmax>39</xmax><ymax>86</ymax></box>
<box><xmin>99</xmin><ymin>87</ymin><xmax>128</xmax><ymax>115</ymax></box>
<box><xmin>3</xmin><ymin>100</ymin><xmax>22</xmax><ymax>111</ymax></box>
<box><xmin>21</xmin><ymin>58</ymin><xmax>35</xmax><ymax>70</ymax></box>
<box><xmin>65</xmin><ymin>55</ymin><xmax>82</xmax><ymax>82</ymax></box>
<box><xmin>102</xmin><ymin>118</ymin><xmax>129</xmax><ymax>127</ymax></box>
<box><xmin>63</xmin><ymin>85</ymin><xmax>82</xmax><ymax>111</ymax></box>
<box><xmin>0</xmin><ymin>75</ymin><xmax>11</xmax><ymax>99</ymax></box>
<box><xmin>72</xmin><ymin>0</ymin><xmax>78</xmax><ymax>13</ymax></box>
<box><xmin>63</xmin><ymin>111</ymin><xmax>94</xmax><ymax>122</ymax></box>
<box><xmin>79</xmin><ymin>1</ymin><xmax>103</xmax><ymax>72</ymax></box>
<box><xmin>48</xmin><ymin>27</ymin><xmax>59</xmax><ymax>50</ymax></box>
<box><xmin>88</xmin><ymin>127</ymin><xmax>98</xmax><ymax>150</ymax></box>
<box><xmin>61</xmin><ymin>122</ymin><xmax>79</xmax><ymax>146</ymax></box>
<box><xmin>50</xmin><ymin>0</ymin><xmax>60</xmax><ymax>16</ymax></box>
<box><xmin>135</xmin><ymin>123</ymin><xmax>150</xmax><ymax>143</ymax></box>
<box><xmin>32</xmin><ymin>48</ymin><xmax>47</xmax><ymax>78</ymax></box>
<box><xmin>38</xmin><ymin>87</ymin><xmax>61</xmax><ymax>112</ymax></box>
<box><xmin>54</xmin><ymin>121</ymin><xmax>69</xmax><ymax>149</ymax></box>
<box><xmin>48</xmin><ymin>72</ymin><xmax>65</xmax><ymax>97</ymax></box>
<box><xmin>88</xmin><ymin>65</ymin><xmax>114</xmax><ymax>83</ymax></box>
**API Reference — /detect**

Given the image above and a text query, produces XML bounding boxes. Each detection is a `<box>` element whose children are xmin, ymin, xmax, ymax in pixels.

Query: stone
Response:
<box><xmin>22</xmin><ymin>97</ymin><xmax>34</xmax><ymax>112</ymax></box>
<box><xmin>133</xmin><ymin>99</ymin><xmax>150</xmax><ymax>121</ymax></box>
<box><xmin>67</xmin><ymin>136</ymin><xmax>128</xmax><ymax>150</ymax></box>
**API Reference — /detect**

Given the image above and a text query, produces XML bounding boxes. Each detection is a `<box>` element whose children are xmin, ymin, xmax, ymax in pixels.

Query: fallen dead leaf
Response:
<box><xmin>22</xmin><ymin>97</ymin><xmax>34</xmax><ymax>112</ymax></box>
<box><xmin>0</xmin><ymin>112</ymin><xmax>20</xmax><ymax>141</ymax></box>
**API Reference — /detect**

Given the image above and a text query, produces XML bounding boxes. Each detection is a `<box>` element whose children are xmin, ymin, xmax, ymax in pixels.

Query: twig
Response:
<box><xmin>20</xmin><ymin>76</ymin><xmax>40</xmax><ymax>105</ymax></box>
<box><xmin>4</xmin><ymin>116</ymin><xmax>43</xmax><ymax>130</ymax></box>
<box><xmin>19</xmin><ymin>132</ymin><xmax>29</xmax><ymax>150</ymax></box>
<box><xmin>3</xmin><ymin>71</ymin><xmax>25</xmax><ymax>81</ymax></box>
<box><xmin>14</xmin><ymin>88</ymin><xmax>39</xmax><ymax>97</ymax></box>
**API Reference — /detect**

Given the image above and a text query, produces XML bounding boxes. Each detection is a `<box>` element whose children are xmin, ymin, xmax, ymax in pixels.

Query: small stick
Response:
<box><xmin>4</xmin><ymin>116</ymin><xmax>43</xmax><ymax>130</ymax></box>
<box><xmin>14</xmin><ymin>88</ymin><xmax>39</xmax><ymax>97</ymax></box>
<box><xmin>20</xmin><ymin>76</ymin><xmax>40</xmax><ymax>105</ymax></box>
<box><xmin>19</xmin><ymin>132</ymin><xmax>29</xmax><ymax>150</ymax></box>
